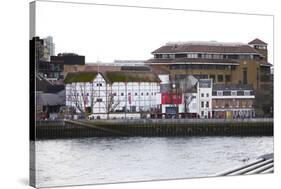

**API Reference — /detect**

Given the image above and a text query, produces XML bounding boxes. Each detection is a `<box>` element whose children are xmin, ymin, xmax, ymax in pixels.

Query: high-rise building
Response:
<box><xmin>43</xmin><ymin>36</ymin><xmax>55</xmax><ymax>60</ymax></box>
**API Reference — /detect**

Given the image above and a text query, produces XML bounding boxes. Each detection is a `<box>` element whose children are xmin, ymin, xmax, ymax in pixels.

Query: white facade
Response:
<box><xmin>111</xmin><ymin>82</ymin><xmax>160</xmax><ymax>112</ymax></box>
<box><xmin>65</xmin><ymin>73</ymin><xmax>160</xmax><ymax>117</ymax></box>
<box><xmin>185</xmin><ymin>93</ymin><xmax>197</xmax><ymax>114</ymax></box>
<box><xmin>197</xmin><ymin>79</ymin><xmax>213</xmax><ymax>118</ymax></box>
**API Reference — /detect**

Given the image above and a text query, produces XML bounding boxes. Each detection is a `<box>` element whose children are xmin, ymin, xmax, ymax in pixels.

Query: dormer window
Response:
<box><xmin>254</xmin><ymin>45</ymin><xmax>267</xmax><ymax>50</ymax></box>
<box><xmin>155</xmin><ymin>54</ymin><xmax>163</xmax><ymax>59</ymax></box>
<box><xmin>163</xmin><ymin>54</ymin><xmax>175</xmax><ymax>59</ymax></box>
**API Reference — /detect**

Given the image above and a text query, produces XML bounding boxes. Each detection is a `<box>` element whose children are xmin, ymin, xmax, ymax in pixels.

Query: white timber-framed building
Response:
<box><xmin>65</xmin><ymin>71</ymin><xmax>161</xmax><ymax>119</ymax></box>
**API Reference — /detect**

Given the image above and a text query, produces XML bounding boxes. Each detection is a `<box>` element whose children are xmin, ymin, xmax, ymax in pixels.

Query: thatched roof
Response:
<box><xmin>103</xmin><ymin>71</ymin><xmax>161</xmax><ymax>83</ymax></box>
<box><xmin>64</xmin><ymin>71</ymin><xmax>98</xmax><ymax>84</ymax></box>
<box><xmin>64</xmin><ymin>71</ymin><xmax>160</xmax><ymax>84</ymax></box>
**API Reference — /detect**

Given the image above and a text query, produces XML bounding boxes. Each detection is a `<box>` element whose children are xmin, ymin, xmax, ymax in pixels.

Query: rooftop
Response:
<box><xmin>103</xmin><ymin>71</ymin><xmax>160</xmax><ymax>83</ymax></box>
<box><xmin>64</xmin><ymin>71</ymin><xmax>160</xmax><ymax>84</ymax></box>
<box><xmin>64</xmin><ymin>72</ymin><xmax>98</xmax><ymax>84</ymax></box>
<box><xmin>152</xmin><ymin>43</ymin><xmax>261</xmax><ymax>54</ymax></box>
<box><xmin>166</xmin><ymin>41</ymin><xmax>245</xmax><ymax>46</ymax></box>
<box><xmin>248</xmin><ymin>38</ymin><xmax>267</xmax><ymax>45</ymax></box>
<box><xmin>151</xmin><ymin>39</ymin><xmax>268</xmax><ymax>55</ymax></box>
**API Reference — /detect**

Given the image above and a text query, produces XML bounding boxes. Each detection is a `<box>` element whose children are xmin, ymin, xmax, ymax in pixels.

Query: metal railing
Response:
<box><xmin>215</xmin><ymin>153</ymin><xmax>274</xmax><ymax>176</ymax></box>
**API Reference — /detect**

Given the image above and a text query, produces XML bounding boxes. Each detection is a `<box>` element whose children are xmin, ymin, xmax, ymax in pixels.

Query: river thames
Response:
<box><xmin>35</xmin><ymin>136</ymin><xmax>273</xmax><ymax>188</ymax></box>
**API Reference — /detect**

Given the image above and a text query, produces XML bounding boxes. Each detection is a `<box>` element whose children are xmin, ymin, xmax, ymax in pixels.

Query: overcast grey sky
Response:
<box><xmin>36</xmin><ymin>1</ymin><xmax>274</xmax><ymax>63</ymax></box>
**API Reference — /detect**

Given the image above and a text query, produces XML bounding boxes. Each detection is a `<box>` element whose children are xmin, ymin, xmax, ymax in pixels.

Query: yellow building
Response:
<box><xmin>146</xmin><ymin>39</ymin><xmax>272</xmax><ymax>91</ymax></box>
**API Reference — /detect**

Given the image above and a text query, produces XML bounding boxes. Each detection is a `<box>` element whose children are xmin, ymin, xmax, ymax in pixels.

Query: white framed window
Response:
<box><xmin>244</xmin><ymin>90</ymin><xmax>251</xmax><ymax>96</ymax></box>
<box><xmin>187</xmin><ymin>53</ymin><xmax>198</xmax><ymax>58</ymax></box>
<box><xmin>217</xmin><ymin>91</ymin><xmax>223</xmax><ymax>96</ymax></box>
<box><xmin>231</xmin><ymin>91</ymin><xmax>237</xmax><ymax>96</ymax></box>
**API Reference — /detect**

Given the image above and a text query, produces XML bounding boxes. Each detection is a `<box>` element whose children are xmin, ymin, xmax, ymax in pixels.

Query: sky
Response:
<box><xmin>35</xmin><ymin>1</ymin><xmax>274</xmax><ymax>64</ymax></box>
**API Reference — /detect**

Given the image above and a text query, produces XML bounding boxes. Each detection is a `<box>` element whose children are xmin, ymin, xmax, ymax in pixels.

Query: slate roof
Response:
<box><xmin>248</xmin><ymin>38</ymin><xmax>267</xmax><ymax>45</ymax></box>
<box><xmin>152</xmin><ymin>44</ymin><xmax>261</xmax><ymax>54</ymax></box>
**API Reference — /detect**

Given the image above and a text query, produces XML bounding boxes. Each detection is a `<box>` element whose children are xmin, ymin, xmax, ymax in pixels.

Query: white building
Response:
<box><xmin>65</xmin><ymin>71</ymin><xmax>161</xmax><ymax>118</ymax></box>
<box><xmin>197</xmin><ymin>79</ymin><xmax>213</xmax><ymax>118</ymax></box>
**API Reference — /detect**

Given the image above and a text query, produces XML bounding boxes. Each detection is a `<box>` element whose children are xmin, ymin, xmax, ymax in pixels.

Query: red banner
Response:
<box><xmin>161</xmin><ymin>93</ymin><xmax>182</xmax><ymax>104</ymax></box>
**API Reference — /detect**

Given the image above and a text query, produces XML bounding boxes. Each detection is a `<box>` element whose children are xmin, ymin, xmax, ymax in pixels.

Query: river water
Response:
<box><xmin>35</xmin><ymin>136</ymin><xmax>273</xmax><ymax>188</ymax></box>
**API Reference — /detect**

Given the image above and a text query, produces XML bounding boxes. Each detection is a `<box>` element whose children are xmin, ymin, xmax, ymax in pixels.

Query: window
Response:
<box><xmin>201</xmin><ymin>111</ymin><xmax>204</xmax><ymax>117</ymax></box>
<box><xmin>163</xmin><ymin>54</ymin><xmax>175</xmax><ymax>59</ymax></box>
<box><xmin>128</xmin><ymin>92</ymin><xmax>131</xmax><ymax>95</ymax></box>
<box><xmin>201</xmin><ymin>93</ymin><xmax>204</xmax><ymax>97</ymax></box>
<box><xmin>76</xmin><ymin>93</ymin><xmax>79</xmax><ymax>96</ymax></box>
<box><xmin>206</xmin><ymin>101</ymin><xmax>209</xmax><ymax>108</ymax></box>
<box><xmin>113</xmin><ymin>93</ymin><xmax>117</xmax><ymax>96</ymax></box>
<box><xmin>218</xmin><ymin>75</ymin><xmax>224</xmax><ymax>82</ymax></box>
<box><xmin>141</xmin><ymin>93</ymin><xmax>144</xmax><ymax>96</ymax></box>
<box><xmin>213</xmin><ymin>54</ymin><xmax>223</xmax><ymax>59</ymax></box>
<box><xmin>121</xmin><ymin>93</ymin><xmax>124</xmax><ymax>96</ymax></box>
<box><xmin>147</xmin><ymin>92</ymin><xmax>149</xmax><ymax>96</ymax></box>
<box><xmin>243</xmin><ymin>68</ymin><xmax>248</xmax><ymax>84</ymax></box>
<box><xmin>237</xmin><ymin>91</ymin><xmax>244</xmax><ymax>96</ymax></box>
<box><xmin>231</xmin><ymin>91</ymin><xmax>237</xmax><ymax>96</ymax></box>
<box><xmin>135</xmin><ymin>93</ymin><xmax>138</xmax><ymax>96</ymax></box>
<box><xmin>96</xmin><ymin>98</ymin><xmax>103</xmax><ymax>102</ymax></box>
<box><xmin>217</xmin><ymin>91</ymin><xmax>223</xmax><ymax>96</ymax></box>
<box><xmin>187</xmin><ymin>53</ymin><xmax>198</xmax><ymax>58</ymax></box>
<box><xmin>225</xmin><ymin>75</ymin><xmax>231</xmax><ymax>82</ymax></box>
<box><xmin>86</xmin><ymin>93</ymin><xmax>89</xmax><ymax>96</ymax></box>
<box><xmin>244</xmin><ymin>90</ymin><xmax>251</xmax><ymax>96</ymax></box>
<box><xmin>201</xmin><ymin>101</ymin><xmax>204</xmax><ymax>108</ymax></box>
<box><xmin>210</xmin><ymin>75</ymin><xmax>216</xmax><ymax>83</ymax></box>
<box><xmin>223</xmin><ymin>91</ymin><xmax>231</xmax><ymax>96</ymax></box>
<box><xmin>206</xmin><ymin>93</ymin><xmax>209</xmax><ymax>97</ymax></box>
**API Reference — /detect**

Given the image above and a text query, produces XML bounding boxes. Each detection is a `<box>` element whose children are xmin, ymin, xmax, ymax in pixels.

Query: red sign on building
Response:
<box><xmin>161</xmin><ymin>92</ymin><xmax>182</xmax><ymax>104</ymax></box>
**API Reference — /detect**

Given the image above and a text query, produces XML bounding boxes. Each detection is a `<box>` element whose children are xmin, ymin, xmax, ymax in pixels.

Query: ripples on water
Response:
<box><xmin>35</xmin><ymin>136</ymin><xmax>273</xmax><ymax>187</ymax></box>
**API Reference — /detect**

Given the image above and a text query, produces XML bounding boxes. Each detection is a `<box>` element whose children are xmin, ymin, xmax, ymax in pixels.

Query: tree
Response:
<box><xmin>67</xmin><ymin>82</ymin><xmax>97</xmax><ymax>118</ymax></box>
<box><xmin>105</xmin><ymin>92</ymin><xmax>120</xmax><ymax>119</ymax></box>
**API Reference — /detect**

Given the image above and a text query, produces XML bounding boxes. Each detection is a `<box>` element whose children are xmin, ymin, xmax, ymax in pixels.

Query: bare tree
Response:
<box><xmin>67</xmin><ymin>83</ymin><xmax>98</xmax><ymax>118</ymax></box>
<box><xmin>105</xmin><ymin>92</ymin><xmax>120</xmax><ymax>119</ymax></box>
